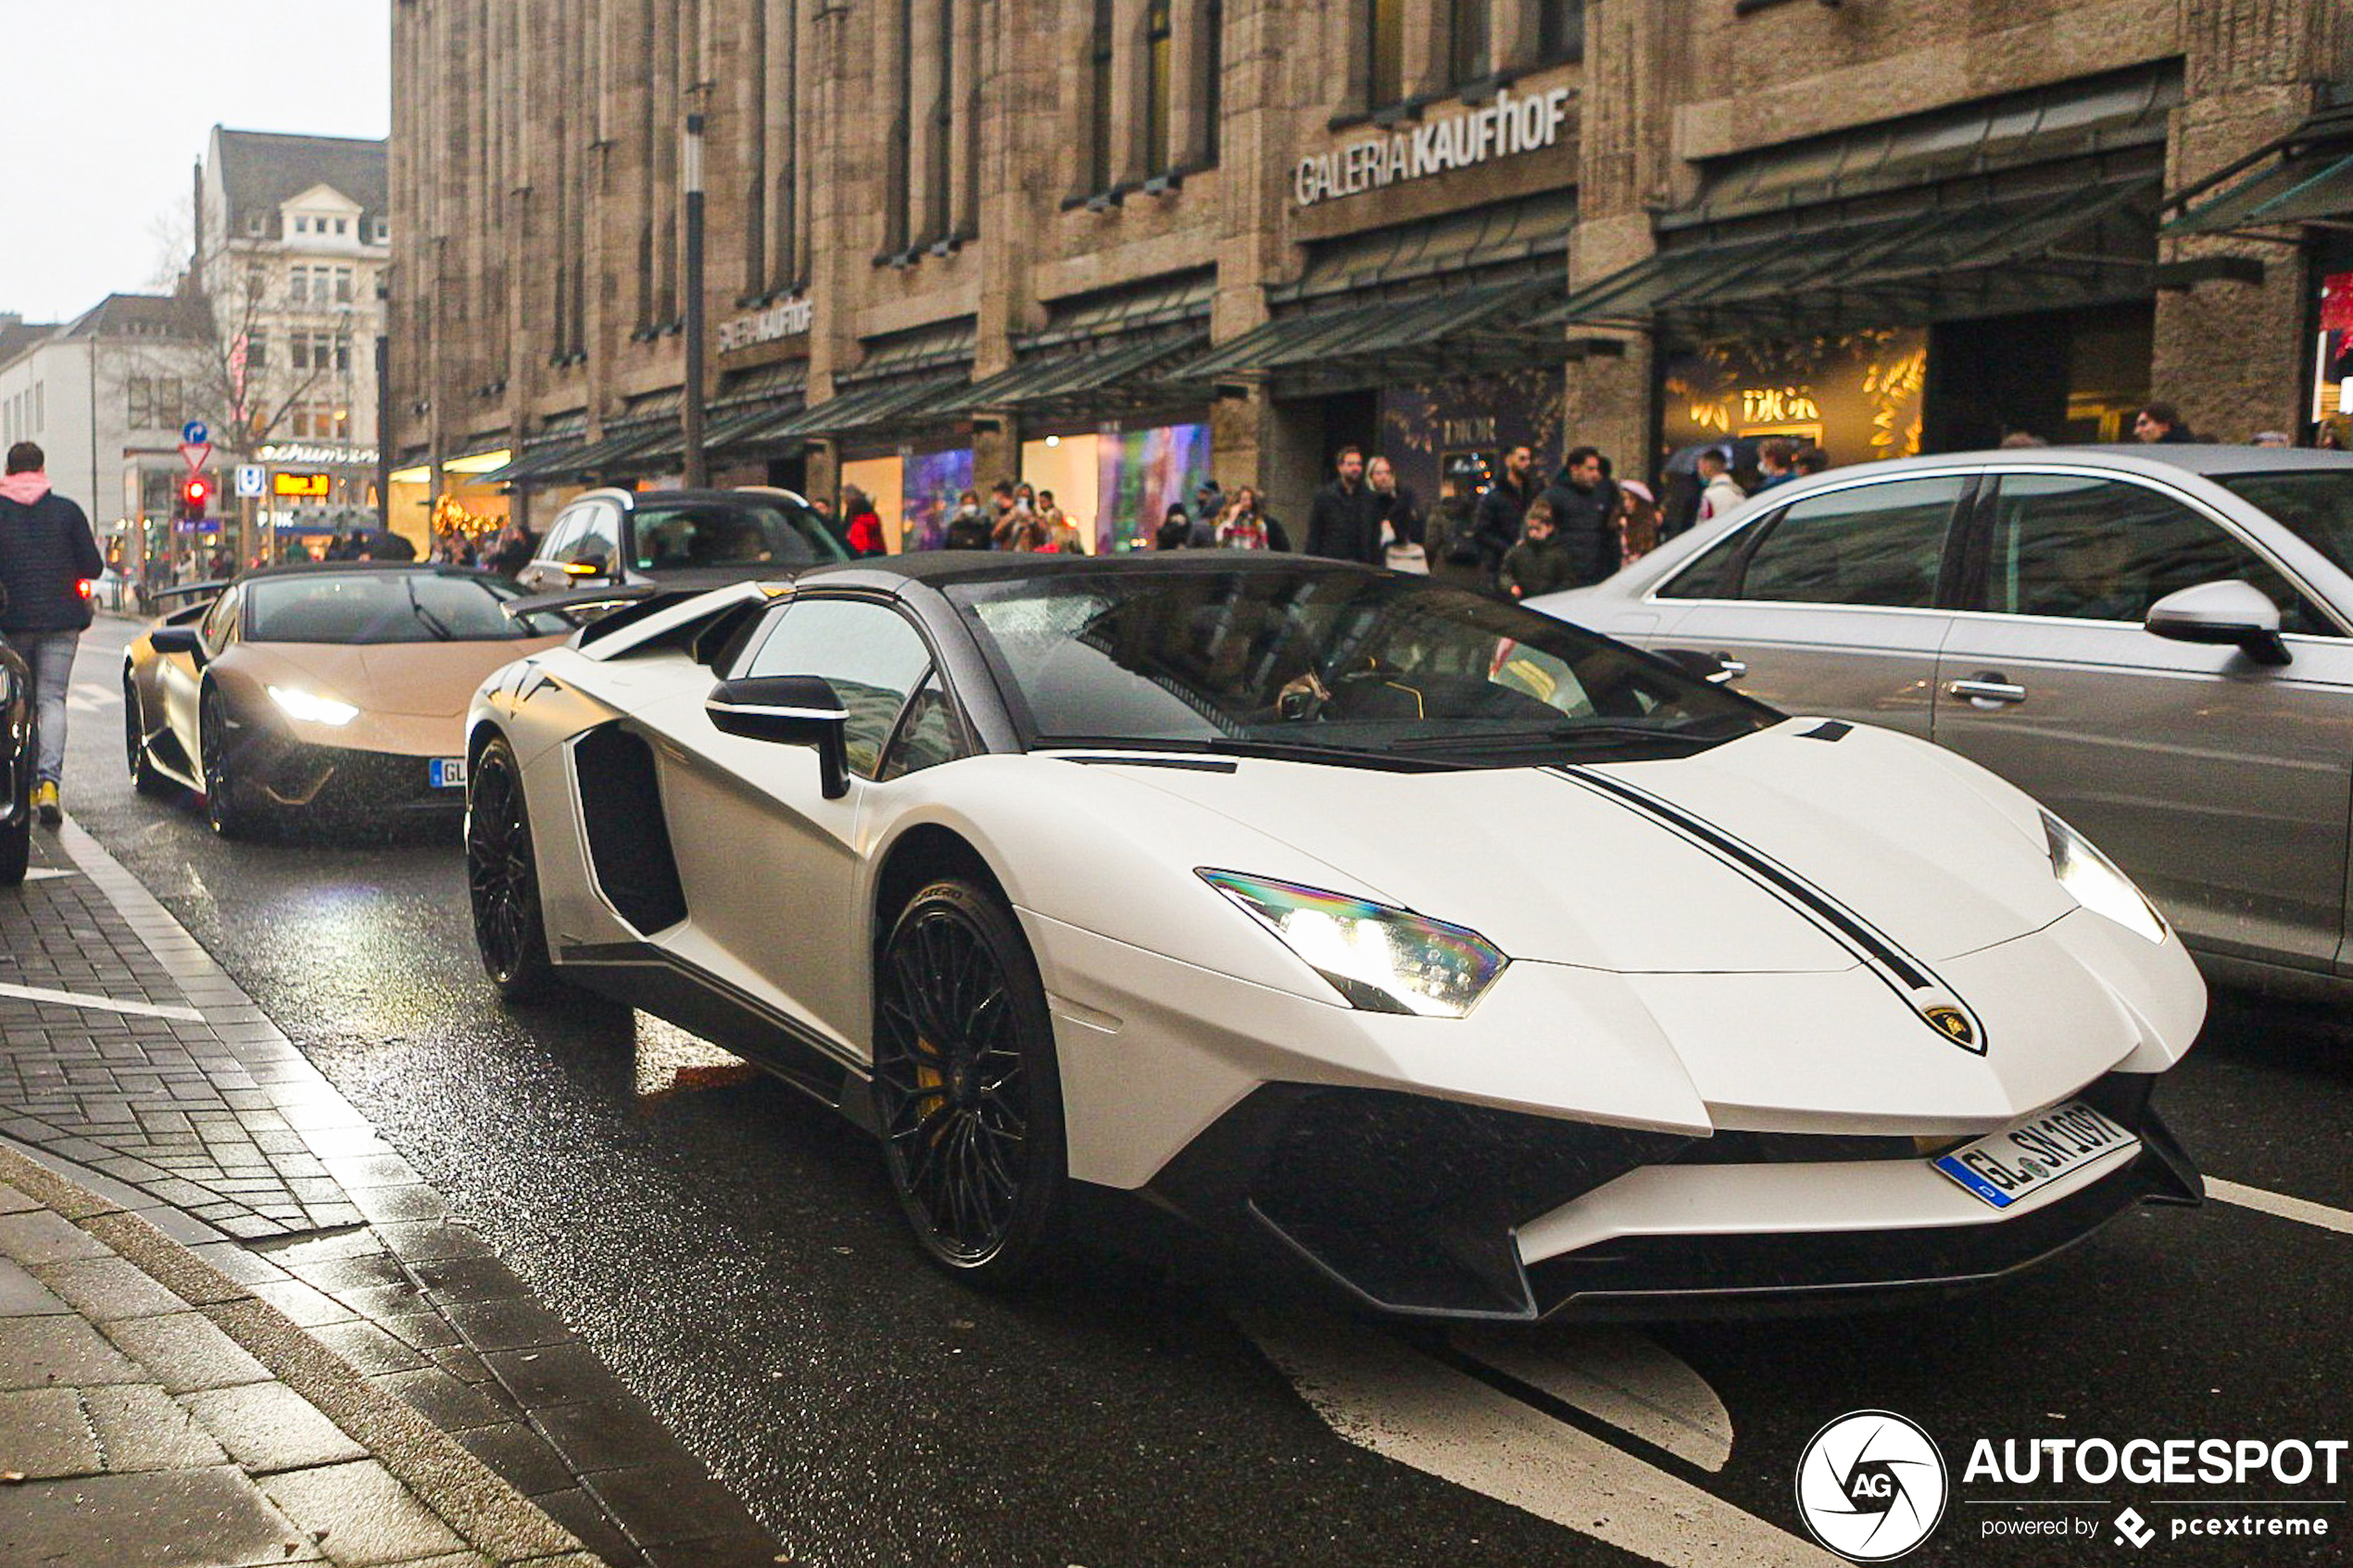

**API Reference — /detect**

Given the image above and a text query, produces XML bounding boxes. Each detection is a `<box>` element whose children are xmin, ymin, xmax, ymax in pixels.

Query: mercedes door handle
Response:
<box><xmin>1947</xmin><ymin>674</ymin><xmax>2028</xmax><ymax>707</ymax></box>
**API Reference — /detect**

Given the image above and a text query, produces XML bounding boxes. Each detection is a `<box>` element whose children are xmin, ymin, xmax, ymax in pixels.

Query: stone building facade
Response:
<box><xmin>389</xmin><ymin>0</ymin><xmax>2353</xmax><ymax>550</ymax></box>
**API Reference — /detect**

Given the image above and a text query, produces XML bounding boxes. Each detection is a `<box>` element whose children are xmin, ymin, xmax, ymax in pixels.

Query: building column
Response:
<box><xmin>2154</xmin><ymin>83</ymin><xmax>2313</xmax><ymax>443</ymax></box>
<box><xmin>972</xmin><ymin>412</ymin><xmax>1021</xmax><ymax>497</ymax></box>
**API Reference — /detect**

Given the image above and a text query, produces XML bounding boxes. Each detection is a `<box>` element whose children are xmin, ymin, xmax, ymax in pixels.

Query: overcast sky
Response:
<box><xmin>0</xmin><ymin>3</ymin><xmax>390</xmax><ymax>323</ymax></box>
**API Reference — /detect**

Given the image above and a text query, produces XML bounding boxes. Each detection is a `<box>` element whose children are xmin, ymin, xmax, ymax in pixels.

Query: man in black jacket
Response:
<box><xmin>1305</xmin><ymin>445</ymin><xmax>1384</xmax><ymax>563</ymax></box>
<box><xmin>1470</xmin><ymin>444</ymin><xmax>1539</xmax><ymax>583</ymax></box>
<box><xmin>0</xmin><ymin>443</ymin><xmax>106</xmax><ymax>824</ymax></box>
<box><xmin>1538</xmin><ymin>445</ymin><xmax>1619</xmax><ymax>588</ymax></box>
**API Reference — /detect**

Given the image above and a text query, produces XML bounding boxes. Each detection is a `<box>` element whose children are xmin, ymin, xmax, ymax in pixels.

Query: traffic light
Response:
<box><xmin>180</xmin><ymin>476</ymin><xmax>210</xmax><ymax>523</ymax></box>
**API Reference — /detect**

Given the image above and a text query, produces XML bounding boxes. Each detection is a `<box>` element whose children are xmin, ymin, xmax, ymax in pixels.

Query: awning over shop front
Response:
<box><xmin>936</xmin><ymin>326</ymin><xmax>1214</xmax><ymax>421</ymax></box>
<box><xmin>2162</xmin><ymin>101</ymin><xmax>2353</xmax><ymax>236</ymax></box>
<box><xmin>1182</xmin><ymin>273</ymin><xmax>1568</xmax><ymax>395</ymax></box>
<box><xmin>756</xmin><ymin>370</ymin><xmax>971</xmax><ymax>443</ymax></box>
<box><xmin>1542</xmin><ymin>175</ymin><xmax>2160</xmax><ymax>339</ymax></box>
<box><xmin>480</xmin><ymin>411</ymin><xmax>591</xmax><ymax>485</ymax></box>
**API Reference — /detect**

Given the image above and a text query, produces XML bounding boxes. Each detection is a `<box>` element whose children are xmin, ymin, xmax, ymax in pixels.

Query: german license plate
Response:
<box><xmin>1932</xmin><ymin>1100</ymin><xmax>2137</xmax><ymax>1210</ymax></box>
<box><xmin>430</xmin><ymin>757</ymin><xmax>467</xmax><ymax>789</ymax></box>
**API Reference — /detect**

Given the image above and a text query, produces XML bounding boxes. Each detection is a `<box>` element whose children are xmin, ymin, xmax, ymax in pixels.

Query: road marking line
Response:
<box><xmin>0</xmin><ymin>981</ymin><xmax>205</xmax><ymax>1024</ymax></box>
<box><xmin>2209</xmin><ymin>1177</ymin><xmax>2353</xmax><ymax>1237</ymax></box>
<box><xmin>1452</xmin><ymin>1326</ymin><xmax>1736</xmax><ymax>1474</ymax></box>
<box><xmin>1239</xmin><ymin>1310</ymin><xmax>1838</xmax><ymax>1568</ymax></box>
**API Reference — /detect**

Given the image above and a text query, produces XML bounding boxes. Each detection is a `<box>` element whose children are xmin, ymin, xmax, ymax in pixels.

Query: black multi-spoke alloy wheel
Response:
<box><xmin>873</xmin><ymin>879</ymin><xmax>1067</xmax><ymax>1281</ymax></box>
<box><xmin>198</xmin><ymin>685</ymin><xmax>256</xmax><ymax>838</ymax></box>
<box><xmin>466</xmin><ymin>734</ymin><xmax>557</xmax><ymax>1003</ymax></box>
<box><xmin>123</xmin><ymin>678</ymin><xmax>168</xmax><ymax>796</ymax></box>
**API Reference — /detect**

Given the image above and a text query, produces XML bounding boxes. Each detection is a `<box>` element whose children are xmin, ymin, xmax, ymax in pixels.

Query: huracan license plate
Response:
<box><xmin>431</xmin><ymin>757</ymin><xmax>467</xmax><ymax>789</ymax></box>
<box><xmin>1932</xmin><ymin>1101</ymin><xmax>2138</xmax><ymax>1210</ymax></box>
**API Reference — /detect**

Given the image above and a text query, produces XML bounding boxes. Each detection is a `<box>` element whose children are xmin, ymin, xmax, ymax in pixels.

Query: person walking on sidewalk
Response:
<box><xmin>0</xmin><ymin>442</ymin><xmax>104</xmax><ymax>827</ymax></box>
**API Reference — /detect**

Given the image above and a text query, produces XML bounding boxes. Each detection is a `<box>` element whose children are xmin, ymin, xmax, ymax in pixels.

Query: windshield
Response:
<box><xmin>948</xmin><ymin>568</ymin><xmax>1775</xmax><ymax>766</ymax></box>
<box><xmin>2214</xmin><ymin>470</ymin><xmax>2353</xmax><ymax>577</ymax></box>
<box><xmin>631</xmin><ymin>497</ymin><xmax>847</xmax><ymax>571</ymax></box>
<box><xmin>245</xmin><ymin>571</ymin><xmax>572</xmax><ymax>644</ymax></box>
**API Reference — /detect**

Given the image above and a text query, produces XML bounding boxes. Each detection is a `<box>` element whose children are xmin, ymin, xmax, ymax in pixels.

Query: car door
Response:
<box><xmin>159</xmin><ymin>584</ymin><xmax>241</xmax><ymax>759</ymax></box>
<box><xmin>646</xmin><ymin>594</ymin><xmax>944</xmax><ymax>1057</ymax></box>
<box><xmin>1933</xmin><ymin>469</ymin><xmax>2353</xmax><ymax>973</ymax></box>
<box><xmin>1647</xmin><ymin>473</ymin><xmax>1973</xmax><ymax>737</ymax></box>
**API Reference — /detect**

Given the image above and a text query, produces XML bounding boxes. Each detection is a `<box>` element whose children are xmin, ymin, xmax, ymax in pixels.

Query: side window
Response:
<box><xmin>1654</xmin><ymin>520</ymin><xmax>1758</xmax><ymax>600</ymax></box>
<box><xmin>199</xmin><ymin>588</ymin><xmax>240</xmax><ymax>652</ymax></box>
<box><xmin>537</xmin><ymin>508</ymin><xmax>585</xmax><ymax>564</ymax></box>
<box><xmin>1735</xmin><ymin>478</ymin><xmax>1966</xmax><ymax>608</ymax></box>
<box><xmin>877</xmin><ymin>671</ymin><xmax>971</xmax><ymax>782</ymax></box>
<box><xmin>553</xmin><ymin>504</ymin><xmax>622</xmax><ymax>570</ymax></box>
<box><xmin>1984</xmin><ymin>475</ymin><xmax>2331</xmax><ymax>634</ymax></box>
<box><xmin>744</xmin><ymin>598</ymin><xmax>936</xmax><ymax>779</ymax></box>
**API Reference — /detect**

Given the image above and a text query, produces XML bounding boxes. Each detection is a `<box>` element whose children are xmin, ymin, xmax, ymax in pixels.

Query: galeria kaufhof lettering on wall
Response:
<box><xmin>1294</xmin><ymin>86</ymin><xmax>1574</xmax><ymax>208</ymax></box>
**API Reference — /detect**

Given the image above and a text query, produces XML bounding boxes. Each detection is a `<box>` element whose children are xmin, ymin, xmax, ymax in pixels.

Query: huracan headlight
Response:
<box><xmin>267</xmin><ymin>685</ymin><xmax>359</xmax><ymax>726</ymax></box>
<box><xmin>2043</xmin><ymin>811</ymin><xmax>2166</xmax><ymax>945</ymax></box>
<box><xmin>1197</xmin><ymin>870</ymin><xmax>1508</xmax><ymax>1017</ymax></box>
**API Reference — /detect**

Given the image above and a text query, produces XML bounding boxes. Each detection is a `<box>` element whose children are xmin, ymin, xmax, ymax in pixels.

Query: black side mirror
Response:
<box><xmin>706</xmin><ymin>674</ymin><xmax>850</xmax><ymax>797</ymax></box>
<box><xmin>148</xmin><ymin>625</ymin><xmax>206</xmax><ymax>665</ymax></box>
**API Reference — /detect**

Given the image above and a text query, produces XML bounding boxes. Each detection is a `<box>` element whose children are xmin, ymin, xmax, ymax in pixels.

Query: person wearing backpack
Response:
<box><xmin>0</xmin><ymin>442</ymin><xmax>105</xmax><ymax>825</ymax></box>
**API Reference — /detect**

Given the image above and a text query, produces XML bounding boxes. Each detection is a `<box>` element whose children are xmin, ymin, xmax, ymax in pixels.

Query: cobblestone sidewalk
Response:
<box><xmin>0</xmin><ymin>823</ymin><xmax>786</xmax><ymax>1566</ymax></box>
<box><xmin>0</xmin><ymin>1142</ymin><xmax>600</xmax><ymax>1568</ymax></box>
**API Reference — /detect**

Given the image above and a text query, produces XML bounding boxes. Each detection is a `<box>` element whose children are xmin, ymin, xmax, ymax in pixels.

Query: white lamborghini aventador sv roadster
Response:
<box><xmin>463</xmin><ymin>554</ymin><xmax>2206</xmax><ymax>1321</ymax></box>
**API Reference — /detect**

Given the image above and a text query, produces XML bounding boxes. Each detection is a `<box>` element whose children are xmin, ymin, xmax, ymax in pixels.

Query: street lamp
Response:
<box><xmin>683</xmin><ymin>112</ymin><xmax>708</xmax><ymax>490</ymax></box>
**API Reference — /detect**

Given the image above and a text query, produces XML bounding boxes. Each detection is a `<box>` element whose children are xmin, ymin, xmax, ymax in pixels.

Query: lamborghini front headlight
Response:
<box><xmin>1198</xmin><ymin>870</ymin><xmax>1509</xmax><ymax>1018</ymax></box>
<box><xmin>268</xmin><ymin>685</ymin><xmax>359</xmax><ymax>726</ymax></box>
<box><xmin>2043</xmin><ymin>811</ymin><xmax>2166</xmax><ymax>945</ymax></box>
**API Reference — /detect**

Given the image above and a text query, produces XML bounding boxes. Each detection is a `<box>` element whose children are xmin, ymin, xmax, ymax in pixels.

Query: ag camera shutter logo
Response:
<box><xmin>1795</xmin><ymin>1411</ymin><xmax>1950</xmax><ymax>1561</ymax></box>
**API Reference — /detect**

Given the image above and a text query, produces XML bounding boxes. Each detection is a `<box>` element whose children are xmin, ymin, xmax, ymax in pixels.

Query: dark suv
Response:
<box><xmin>514</xmin><ymin>486</ymin><xmax>849</xmax><ymax>596</ymax></box>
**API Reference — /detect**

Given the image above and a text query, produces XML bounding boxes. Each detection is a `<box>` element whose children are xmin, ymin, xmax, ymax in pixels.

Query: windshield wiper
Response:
<box><xmin>404</xmin><ymin>580</ymin><xmax>455</xmax><ymax>641</ymax></box>
<box><xmin>1383</xmin><ymin>723</ymin><xmax>1714</xmax><ymax>754</ymax></box>
<box><xmin>1031</xmin><ymin>734</ymin><xmax>1445</xmax><ymax>769</ymax></box>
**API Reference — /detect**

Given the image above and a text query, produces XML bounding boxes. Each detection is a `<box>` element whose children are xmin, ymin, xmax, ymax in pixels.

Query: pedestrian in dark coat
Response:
<box><xmin>1470</xmin><ymin>444</ymin><xmax>1540</xmax><ymax>579</ymax></box>
<box><xmin>1536</xmin><ymin>445</ymin><xmax>1619</xmax><ymax>588</ymax></box>
<box><xmin>1497</xmin><ymin>501</ymin><xmax>1575</xmax><ymax>599</ymax></box>
<box><xmin>0</xmin><ymin>442</ymin><xmax>105</xmax><ymax>824</ymax></box>
<box><xmin>1304</xmin><ymin>445</ymin><xmax>1385</xmax><ymax>564</ymax></box>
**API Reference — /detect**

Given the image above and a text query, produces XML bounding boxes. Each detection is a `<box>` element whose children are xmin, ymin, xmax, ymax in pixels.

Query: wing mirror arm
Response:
<box><xmin>705</xmin><ymin>674</ymin><xmax>851</xmax><ymax>798</ymax></box>
<box><xmin>2144</xmin><ymin>581</ymin><xmax>2292</xmax><ymax>667</ymax></box>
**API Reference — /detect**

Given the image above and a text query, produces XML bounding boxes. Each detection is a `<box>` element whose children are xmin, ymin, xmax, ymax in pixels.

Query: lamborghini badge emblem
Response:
<box><xmin>1925</xmin><ymin>1006</ymin><xmax>1975</xmax><ymax>1047</ymax></box>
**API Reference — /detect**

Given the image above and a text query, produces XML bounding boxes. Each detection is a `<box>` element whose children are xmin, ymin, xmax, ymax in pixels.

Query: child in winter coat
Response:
<box><xmin>1497</xmin><ymin>500</ymin><xmax>1574</xmax><ymax>599</ymax></box>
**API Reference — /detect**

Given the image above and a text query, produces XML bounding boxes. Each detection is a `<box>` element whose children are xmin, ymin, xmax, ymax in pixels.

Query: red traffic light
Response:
<box><xmin>182</xmin><ymin>477</ymin><xmax>210</xmax><ymax>508</ymax></box>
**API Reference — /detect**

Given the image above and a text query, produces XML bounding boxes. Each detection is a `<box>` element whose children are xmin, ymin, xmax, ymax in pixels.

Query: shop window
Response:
<box><xmin>1145</xmin><ymin>0</ymin><xmax>1174</xmax><ymax>178</ymax></box>
<box><xmin>1366</xmin><ymin>0</ymin><xmax>1405</xmax><ymax>108</ymax></box>
<box><xmin>1448</xmin><ymin>0</ymin><xmax>1491</xmax><ymax>87</ymax></box>
<box><xmin>1535</xmin><ymin>0</ymin><xmax>1583</xmax><ymax>64</ymax></box>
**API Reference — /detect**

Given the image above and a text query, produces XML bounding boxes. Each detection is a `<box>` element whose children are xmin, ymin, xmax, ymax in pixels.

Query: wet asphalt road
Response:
<box><xmin>56</xmin><ymin>615</ymin><xmax>2353</xmax><ymax>1567</ymax></box>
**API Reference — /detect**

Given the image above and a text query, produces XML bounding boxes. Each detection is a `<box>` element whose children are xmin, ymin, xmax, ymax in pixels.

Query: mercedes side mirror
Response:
<box><xmin>706</xmin><ymin>674</ymin><xmax>850</xmax><ymax>797</ymax></box>
<box><xmin>2144</xmin><ymin>581</ymin><xmax>2291</xmax><ymax>667</ymax></box>
<box><xmin>148</xmin><ymin>625</ymin><xmax>206</xmax><ymax>666</ymax></box>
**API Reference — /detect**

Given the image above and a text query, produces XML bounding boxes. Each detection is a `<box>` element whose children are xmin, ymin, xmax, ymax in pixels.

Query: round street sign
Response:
<box><xmin>182</xmin><ymin>420</ymin><xmax>209</xmax><ymax>446</ymax></box>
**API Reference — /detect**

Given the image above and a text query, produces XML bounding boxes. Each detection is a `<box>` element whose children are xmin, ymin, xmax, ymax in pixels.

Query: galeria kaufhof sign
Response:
<box><xmin>1294</xmin><ymin>85</ymin><xmax>1573</xmax><ymax>207</ymax></box>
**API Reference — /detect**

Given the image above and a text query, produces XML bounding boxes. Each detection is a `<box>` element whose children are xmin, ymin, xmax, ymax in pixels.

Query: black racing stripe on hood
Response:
<box><xmin>1546</xmin><ymin>765</ymin><xmax>1988</xmax><ymax>1055</ymax></box>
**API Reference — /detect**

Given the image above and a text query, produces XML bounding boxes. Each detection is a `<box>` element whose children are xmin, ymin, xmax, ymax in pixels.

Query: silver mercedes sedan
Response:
<box><xmin>1531</xmin><ymin>446</ymin><xmax>2353</xmax><ymax>1002</ymax></box>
